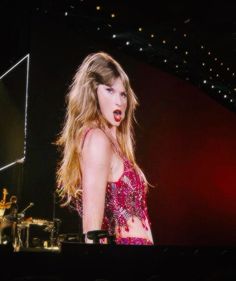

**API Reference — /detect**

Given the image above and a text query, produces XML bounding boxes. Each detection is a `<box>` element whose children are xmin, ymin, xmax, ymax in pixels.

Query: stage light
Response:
<box><xmin>224</xmin><ymin>94</ymin><xmax>227</xmax><ymax>98</ymax></box>
<box><xmin>184</xmin><ymin>18</ymin><xmax>191</xmax><ymax>24</ymax></box>
<box><xmin>203</xmin><ymin>80</ymin><xmax>207</xmax><ymax>84</ymax></box>
<box><xmin>33</xmin><ymin>1</ymin><xmax>234</xmax><ymax>111</ymax></box>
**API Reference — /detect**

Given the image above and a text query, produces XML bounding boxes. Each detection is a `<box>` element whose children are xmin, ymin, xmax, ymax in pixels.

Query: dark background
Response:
<box><xmin>0</xmin><ymin>0</ymin><xmax>236</xmax><ymax>246</ymax></box>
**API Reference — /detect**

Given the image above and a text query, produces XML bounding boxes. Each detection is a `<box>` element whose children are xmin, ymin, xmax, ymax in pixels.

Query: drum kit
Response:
<box><xmin>0</xmin><ymin>188</ymin><xmax>61</xmax><ymax>251</ymax></box>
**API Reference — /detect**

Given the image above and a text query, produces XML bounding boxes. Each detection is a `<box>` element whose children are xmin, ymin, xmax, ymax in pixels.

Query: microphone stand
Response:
<box><xmin>18</xmin><ymin>202</ymin><xmax>34</xmax><ymax>216</ymax></box>
<box><xmin>16</xmin><ymin>202</ymin><xmax>34</xmax><ymax>249</ymax></box>
<box><xmin>49</xmin><ymin>191</ymin><xmax>58</xmax><ymax>248</ymax></box>
<box><xmin>50</xmin><ymin>191</ymin><xmax>61</xmax><ymax>248</ymax></box>
<box><xmin>0</xmin><ymin>157</ymin><xmax>25</xmax><ymax>172</ymax></box>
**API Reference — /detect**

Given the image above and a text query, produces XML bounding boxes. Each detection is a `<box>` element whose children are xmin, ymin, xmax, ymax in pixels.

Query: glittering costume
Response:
<box><xmin>76</xmin><ymin>128</ymin><xmax>153</xmax><ymax>245</ymax></box>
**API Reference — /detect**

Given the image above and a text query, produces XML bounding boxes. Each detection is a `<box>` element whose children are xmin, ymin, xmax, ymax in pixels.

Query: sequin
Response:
<box><xmin>116</xmin><ymin>237</ymin><xmax>153</xmax><ymax>245</ymax></box>
<box><xmin>72</xmin><ymin>128</ymin><xmax>153</xmax><ymax>245</ymax></box>
<box><xmin>102</xmin><ymin>157</ymin><xmax>152</xmax><ymax>238</ymax></box>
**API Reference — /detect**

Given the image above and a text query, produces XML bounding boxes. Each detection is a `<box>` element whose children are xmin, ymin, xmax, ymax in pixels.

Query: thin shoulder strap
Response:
<box><xmin>81</xmin><ymin>127</ymin><xmax>93</xmax><ymax>151</ymax></box>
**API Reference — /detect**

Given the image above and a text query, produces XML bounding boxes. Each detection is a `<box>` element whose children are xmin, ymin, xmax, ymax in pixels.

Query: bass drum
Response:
<box><xmin>16</xmin><ymin>218</ymin><xmax>55</xmax><ymax>249</ymax></box>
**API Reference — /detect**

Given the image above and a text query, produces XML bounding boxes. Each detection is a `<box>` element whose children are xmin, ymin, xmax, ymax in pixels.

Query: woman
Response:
<box><xmin>56</xmin><ymin>52</ymin><xmax>153</xmax><ymax>245</ymax></box>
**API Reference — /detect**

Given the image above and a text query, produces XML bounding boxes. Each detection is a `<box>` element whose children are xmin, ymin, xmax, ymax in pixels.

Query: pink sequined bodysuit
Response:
<box><xmin>76</xmin><ymin>128</ymin><xmax>153</xmax><ymax>246</ymax></box>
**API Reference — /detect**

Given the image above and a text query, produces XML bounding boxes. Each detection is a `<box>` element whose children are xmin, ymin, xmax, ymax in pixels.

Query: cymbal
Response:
<box><xmin>18</xmin><ymin>217</ymin><xmax>53</xmax><ymax>227</ymax></box>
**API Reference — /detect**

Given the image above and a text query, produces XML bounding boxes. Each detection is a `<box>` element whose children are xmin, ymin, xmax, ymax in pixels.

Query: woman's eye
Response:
<box><xmin>106</xmin><ymin>88</ymin><xmax>114</xmax><ymax>95</ymax></box>
<box><xmin>121</xmin><ymin>92</ymin><xmax>127</xmax><ymax>98</ymax></box>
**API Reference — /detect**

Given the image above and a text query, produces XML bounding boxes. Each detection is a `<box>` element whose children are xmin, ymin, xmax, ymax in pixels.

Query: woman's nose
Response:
<box><xmin>114</xmin><ymin>93</ymin><xmax>122</xmax><ymax>105</ymax></box>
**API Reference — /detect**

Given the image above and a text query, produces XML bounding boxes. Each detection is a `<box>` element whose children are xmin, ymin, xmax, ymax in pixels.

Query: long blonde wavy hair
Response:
<box><xmin>56</xmin><ymin>52</ymin><xmax>148</xmax><ymax>206</ymax></box>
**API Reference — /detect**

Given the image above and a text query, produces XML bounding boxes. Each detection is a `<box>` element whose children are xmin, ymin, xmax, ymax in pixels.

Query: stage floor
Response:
<box><xmin>1</xmin><ymin>243</ymin><xmax>236</xmax><ymax>281</ymax></box>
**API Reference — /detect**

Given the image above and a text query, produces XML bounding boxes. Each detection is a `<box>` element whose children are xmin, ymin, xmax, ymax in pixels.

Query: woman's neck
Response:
<box><xmin>102</xmin><ymin>126</ymin><xmax>119</xmax><ymax>147</ymax></box>
<box><xmin>109</xmin><ymin>126</ymin><xmax>117</xmax><ymax>140</ymax></box>
<box><xmin>90</xmin><ymin>121</ymin><xmax>117</xmax><ymax>140</ymax></box>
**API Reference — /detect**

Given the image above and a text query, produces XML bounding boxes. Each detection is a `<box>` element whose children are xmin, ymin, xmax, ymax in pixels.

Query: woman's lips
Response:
<box><xmin>113</xmin><ymin>110</ymin><xmax>122</xmax><ymax>122</ymax></box>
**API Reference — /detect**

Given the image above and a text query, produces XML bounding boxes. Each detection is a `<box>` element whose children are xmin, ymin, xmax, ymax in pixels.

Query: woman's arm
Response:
<box><xmin>80</xmin><ymin>128</ymin><xmax>112</xmax><ymax>243</ymax></box>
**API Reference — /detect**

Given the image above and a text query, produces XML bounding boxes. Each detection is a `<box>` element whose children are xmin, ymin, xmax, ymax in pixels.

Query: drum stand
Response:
<box><xmin>46</xmin><ymin>219</ymin><xmax>61</xmax><ymax>248</ymax></box>
<box><xmin>48</xmin><ymin>192</ymin><xmax>61</xmax><ymax>248</ymax></box>
<box><xmin>15</xmin><ymin>225</ymin><xmax>23</xmax><ymax>249</ymax></box>
<box><xmin>13</xmin><ymin>214</ymin><xmax>30</xmax><ymax>251</ymax></box>
<box><xmin>0</xmin><ymin>228</ymin><xmax>3</xmax><ymax>244</ymax></box>
<box><xmin>49</xmin><ymin>224</ymin><xmax>56</xmax><ymax>247</ymax></box>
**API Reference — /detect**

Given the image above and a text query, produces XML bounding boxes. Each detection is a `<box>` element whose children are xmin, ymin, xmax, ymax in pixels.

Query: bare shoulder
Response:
<box><xmin>84</xmin><ymin>128</ymin><xmax>110</xmax><ymax>147</ymax></box>
<box><xmin>82</xmin><ymin>128</ymin><xmax>112</xmax><ymax>159</ymax></box>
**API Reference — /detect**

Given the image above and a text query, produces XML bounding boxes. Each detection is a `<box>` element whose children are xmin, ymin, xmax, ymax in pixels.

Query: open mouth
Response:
<box><xmin>113</xmin><ymin>110</ymin><xmax>122</xmax><ymax>122</ymax></box>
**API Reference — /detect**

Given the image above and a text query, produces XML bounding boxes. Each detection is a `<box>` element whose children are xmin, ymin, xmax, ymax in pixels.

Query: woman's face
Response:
<box><xmin>97</xmin><ymin>77</ymin><xmax>128</xmax><ymax>127</ymax></box>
